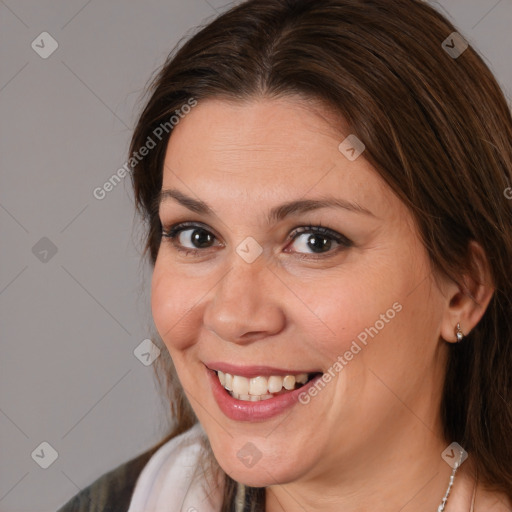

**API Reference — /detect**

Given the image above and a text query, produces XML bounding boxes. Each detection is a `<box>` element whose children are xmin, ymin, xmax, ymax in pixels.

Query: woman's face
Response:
<box><xmin>151</xmin><ymin>96</ymin><xmax>452</xmax><ymax>487</ymax></box>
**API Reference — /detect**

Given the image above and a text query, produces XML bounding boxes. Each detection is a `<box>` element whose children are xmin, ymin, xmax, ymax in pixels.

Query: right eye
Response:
<box><xmin>161</xmin><ymin>222</ymin><xmax>222</xmax><ymax>256</ymax></box>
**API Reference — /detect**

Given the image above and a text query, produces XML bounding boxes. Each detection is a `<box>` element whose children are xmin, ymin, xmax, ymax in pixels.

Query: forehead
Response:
<box><xmin>161</xmin><ymin>97</ymin><xmax>395</xmax><ymax>217</ymax></box>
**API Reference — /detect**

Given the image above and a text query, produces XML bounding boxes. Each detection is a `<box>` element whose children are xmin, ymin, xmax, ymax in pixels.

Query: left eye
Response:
<box><xmin>161</xmin><ymin>222</ymin><xmax>352</xmax><ymax>258</ymax></box>
<box><xmin>287</xmin><ymin>226</ymin><xmax>352</xmax><ymax>256</ymax></box>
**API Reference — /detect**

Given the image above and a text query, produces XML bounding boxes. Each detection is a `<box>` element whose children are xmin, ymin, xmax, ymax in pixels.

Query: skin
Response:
<box><xmin>151</xmin><ymin>96</ymin><xmax>503</xmax><ymax>511</ymax></box>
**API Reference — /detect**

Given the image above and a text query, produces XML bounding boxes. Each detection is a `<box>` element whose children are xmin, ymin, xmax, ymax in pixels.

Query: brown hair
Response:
<box><xmin>129</xmin><ymin>0</ymin><xmax>512</xmax><ymax>508</ymax></box>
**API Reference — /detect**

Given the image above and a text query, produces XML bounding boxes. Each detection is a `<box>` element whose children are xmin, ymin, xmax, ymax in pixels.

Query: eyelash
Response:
<box><xmin>160</xmin><ymin>221</ymin><xmax>353</xmax><ymax>260</ymax></box>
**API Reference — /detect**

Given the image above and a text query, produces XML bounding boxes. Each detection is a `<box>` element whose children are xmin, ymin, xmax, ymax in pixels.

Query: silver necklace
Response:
<box><xmin>437</xmin><ymin>448</ymin><xmax>465</xmax><ymax>511</ymax></box>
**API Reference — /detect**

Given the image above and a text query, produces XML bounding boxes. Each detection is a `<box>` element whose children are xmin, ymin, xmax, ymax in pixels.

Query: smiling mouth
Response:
<box><xmin>215</xmin><ymin>370</ymin><xmax>322</xmax><ymax>401</ymax></box>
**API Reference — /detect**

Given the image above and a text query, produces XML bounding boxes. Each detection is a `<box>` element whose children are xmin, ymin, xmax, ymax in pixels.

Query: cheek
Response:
<box><xmin>303</xmin><ymin>269</ymin><xmax>402</xmax><ymax>358</ymax></box>
<box><xmin>307</xmin><ymin>254</ymin><xmax>437</xmax><ymax>380</ymax></box>
<box><xmin>151</xmin><ymin>262</ymin><xmax>202</xmax><ymax>352</ymax></box>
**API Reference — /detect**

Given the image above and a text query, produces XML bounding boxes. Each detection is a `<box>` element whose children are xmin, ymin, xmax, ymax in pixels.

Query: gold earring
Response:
<box><xmin>455</xmin><ymin>322</ymin><xmax>464</xmax><ymax>342</ymax></box>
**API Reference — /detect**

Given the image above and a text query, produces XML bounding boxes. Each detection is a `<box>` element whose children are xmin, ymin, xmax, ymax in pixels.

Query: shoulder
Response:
<box><xmin>56</xmin><ymin>447</ymin><xmax>158</xmax><ymax>512</ymax></box>
<box><xmin>56</xmin><ymin>425</ymin><xmax>205</xmax><ymax>512</ymax></box>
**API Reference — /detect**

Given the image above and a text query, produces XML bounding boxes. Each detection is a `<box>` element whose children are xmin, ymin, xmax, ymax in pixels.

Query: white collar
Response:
<box><xmin>127</xmin><ymin>423</ymin><xmax>224</xmax><ymax>512</ymax></box>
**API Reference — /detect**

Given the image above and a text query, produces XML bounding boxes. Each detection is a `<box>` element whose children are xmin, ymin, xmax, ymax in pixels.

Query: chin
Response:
<box><xmin>211</xmin><ymin>441</ymin><xmax>310</xmax><ymax>488</ymax></box>
<box><xmin>218</xmin><ymin>459</ymin><xmax>301</xmax><ymax>488</ymax></box>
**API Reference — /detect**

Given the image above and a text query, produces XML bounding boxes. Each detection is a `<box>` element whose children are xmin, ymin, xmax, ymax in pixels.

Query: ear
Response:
<box><xmin>439</xmin><ymin>240</ymin><xmax>495</xmax><ymax>343</ymax></box>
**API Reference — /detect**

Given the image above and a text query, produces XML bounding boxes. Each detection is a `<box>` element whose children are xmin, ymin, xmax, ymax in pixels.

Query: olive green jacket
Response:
<box><xmin>56</xmin><ymin>448</ymin><xmax>155</xmax><ymax>512</ymax></box>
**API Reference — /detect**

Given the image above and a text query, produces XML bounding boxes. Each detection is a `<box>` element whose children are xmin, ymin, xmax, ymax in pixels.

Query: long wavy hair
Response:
<box><xmin>128</xmin><ymin>0</ymin><xmax>512</xmax><ymax>508</ymax></box>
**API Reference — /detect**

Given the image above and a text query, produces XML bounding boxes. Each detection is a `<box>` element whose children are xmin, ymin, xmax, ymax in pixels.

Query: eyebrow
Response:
<box><xmin>156</xmin><ymin>188</ymin><xmax>375</xmax><ymax>223</ymax></box>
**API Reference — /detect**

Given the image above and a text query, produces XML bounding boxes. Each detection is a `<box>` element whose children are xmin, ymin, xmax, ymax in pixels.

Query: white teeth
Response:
<box><xmin>216</xmin><ymin>371</ymin><xmax>311</xmax><ymax>400</ymax></box>
<box><xmin>283</xmin><ymin>375</ymin><xmax>296</xmax><ymax>390</ymax></box>
<box><xmin>232</xmin><ymin>375</ymin><xmax>250</xmax><ymax>395</ymax></box>
<box><xmin>296</xmin><ymin>373</ymin><xmax>308</xmax><ymax>384</ymax></box>
<box><xmin>249</xmin><ymin>376</ymin><xmax>268</xmax><ymax>395</ymax></box>
<box><xmin>268</xmin><ymin>376</ymin><xmax>283</xmax><ymax>393</ymax></box>
<box><xmin>224</xmin><ymin>373</ymin><xmax>233</xmax><ymax>391</ymax></box>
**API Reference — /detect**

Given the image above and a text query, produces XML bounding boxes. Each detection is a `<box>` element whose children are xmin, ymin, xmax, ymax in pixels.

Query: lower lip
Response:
<box><xmin>206</xmin><ymin>366</ymin><xmax>322</xmax><ymax>422</ymax></box>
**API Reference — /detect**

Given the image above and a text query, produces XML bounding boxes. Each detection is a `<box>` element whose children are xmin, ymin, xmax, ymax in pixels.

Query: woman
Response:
<box><xmin>58</xmin><ymin>0</ymin><xmax>512</xmax><ymax>510</ymax></box>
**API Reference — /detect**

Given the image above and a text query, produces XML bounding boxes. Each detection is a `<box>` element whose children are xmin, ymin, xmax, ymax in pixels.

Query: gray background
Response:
<box><xmin>0</xmin><ymin>1</ymin><xmax>510</xmax><ymax>510</ymax></box>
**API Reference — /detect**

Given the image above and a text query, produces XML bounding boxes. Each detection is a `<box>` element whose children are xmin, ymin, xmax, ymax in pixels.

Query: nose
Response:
<box><xmin>202</xmin><ymin>255</ymin><xmax>286</xmax><ymax>345</ymax></box>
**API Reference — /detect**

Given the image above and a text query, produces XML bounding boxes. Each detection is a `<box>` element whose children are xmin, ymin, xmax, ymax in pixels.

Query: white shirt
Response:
<box><xmin>127</xmin><ymin>423</ymin><xmax>224</xmax><ymax>512</ymax></box>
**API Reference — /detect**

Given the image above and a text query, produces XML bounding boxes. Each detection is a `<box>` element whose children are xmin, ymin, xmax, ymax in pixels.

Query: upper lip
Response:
<box><xmin>205</xmin><ymin>362</ymin><xmax>321</xmax><ymax>378</ymax></box>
